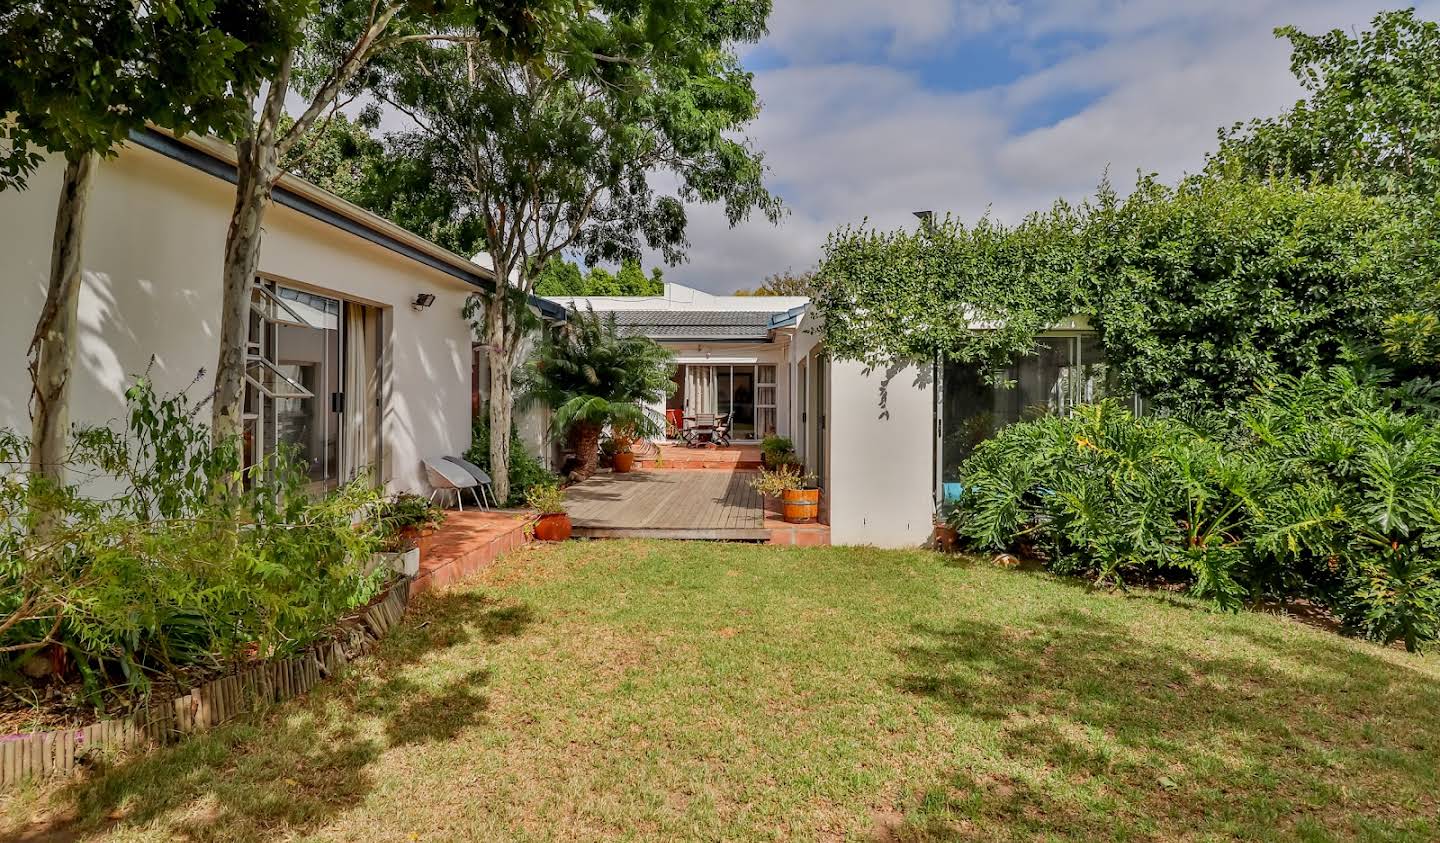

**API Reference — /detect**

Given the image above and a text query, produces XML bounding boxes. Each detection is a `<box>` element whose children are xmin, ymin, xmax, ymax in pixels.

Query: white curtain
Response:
<box><xmin>343</xmin><ymin>305</ymin><xmax>379</xmax><ymax>483</ymax></box>
<box><xmin>686</xmin><ymin>365</ymin><xmax>717</xmax><ymax>415</ymax></box>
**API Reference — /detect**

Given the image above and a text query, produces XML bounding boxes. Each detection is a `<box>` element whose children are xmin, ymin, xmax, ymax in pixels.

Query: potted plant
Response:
<box><xmin>371</xmin><ymin>493</ymin><xmax>445</xmax><ymax>574</ymax></box>
<box><xmin>750</xmin><ymin>466</ymin><xmax>820</xmax><ymax>524</ymax></box>
<box><xmin>610</xmin><ymin>424</ymin><xmax>640</xmax><ymax>473</ymax></box>
<box><xmin>760</xmin><ymin>435</ymin><xmax>796</xmax><ymax>469</ymax></box>
<box><xmin>933</xmin><ymin>504</ymin><xmax>960</xmax><ymax>553</ymax></box>
<box><xmin>526</xmin><ymin>484</ymin><xmax>572</xmax><ymax>541</ymax></box>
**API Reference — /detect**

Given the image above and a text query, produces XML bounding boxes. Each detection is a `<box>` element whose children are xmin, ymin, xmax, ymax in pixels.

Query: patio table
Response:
<box><xmin>683</xmin><ymin>415</ymin><xmax>716</xmax><ymax>446</ymax></box>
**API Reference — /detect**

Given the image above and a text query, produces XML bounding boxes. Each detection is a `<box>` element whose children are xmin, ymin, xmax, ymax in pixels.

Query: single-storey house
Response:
<box><xmin>3</xmin><ymin>131</ymin><xmax>1115</xmax><ymax>549</ymax></box>
<box><xmin>548</xmin><ymin>285</ymin><xmax>1115</xmax><ymax>547</ymax></box>
<box><xmin>0</xmin><ymin>129</ymin><xmax>563</xmax><ymax>496</ymax></box>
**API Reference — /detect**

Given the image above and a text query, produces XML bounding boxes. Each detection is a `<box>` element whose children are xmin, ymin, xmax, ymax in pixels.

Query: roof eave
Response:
<box><xmin>131</xmin><ymin>127</ymin><xmax>566</xmax><ymax>322</ymax></box>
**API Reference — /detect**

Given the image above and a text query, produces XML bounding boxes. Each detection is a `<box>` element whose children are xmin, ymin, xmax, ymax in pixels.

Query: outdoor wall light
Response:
<box><xmin>411</xmin><ymin>293</ymin><xmax>436</xmax><ymax>311</ymax></box>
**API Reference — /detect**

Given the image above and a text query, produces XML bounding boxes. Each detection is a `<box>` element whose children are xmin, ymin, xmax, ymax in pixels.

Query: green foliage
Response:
<box><xmin>1243</xmin><ymin>367</ymin><xmax>1440</xmax><ymax>651</ymax></box>
<box><xmin>736</xmin><ymin>268</ymin><xmax>819</xmax><ymax>297</ymax></box>
<box><xmin>534</xmin><ymin>258</ymin><xmax>665</xmax><ymax>297</ymax></box>
<box><xmin>1088</xmin><ymin>176</ymin><xmax>1427</xmax><ymax>409</ymax></box>
<box><xmin>520</xmin><ymin>307</ymin><xmax>675</xmax><ymax>470</ymax></box>
<box><xmin>0</xmin><ymin>377</ymin><xmax>386</xmax><ymax>697</ymax></box>
<box><xmin>1212</xmin><ymin>9</ymin><xmax>1440</xmax><ymax>202</ymax></box>
<box><xmin>373</xmin><ymin>492</ymin><xmax>445</xmax><ymax>550</ymax></box>
<box><xmin>0</xmin><ymin>0</ymin><xmax>281</xmax><ymax>187</ymax></box>
<box><xmin>524</xmin><ymin>484</ymin><xmax>566</xmax><ymax>516</ymax></box>
<box><xmin>950</xmin><ymin>366</ymin><xmax>1440</xmax><ymax>651</ymax></box>
<box><xmin>360</xmin><ymin>0</ymin><xmax>781</xmax><ymax>282</ymax></box>
<box><xmin>464</xmin><ymin>413</ymin><xmax>556</xmax><ymax>507</ymax></box>
<box><xmin>816</xmin><ymin>176</ymin><xmax>1428</xmax><ymax>411</ymax></box>
<box><xmin>760</xmin><ymin>435</ymin><xmax>797</xmax><ymax>468</ymax></box>
<box><xmin>815</xmin><ymin>205</ymin><xmax>1085</xmax><ymax>372</ymax></box>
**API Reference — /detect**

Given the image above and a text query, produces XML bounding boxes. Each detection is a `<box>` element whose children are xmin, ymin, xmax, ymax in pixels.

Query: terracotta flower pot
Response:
<box><xmin>533</xmin><ymin>513</ymin><xmax>572</xmax><ymax>542</ymax></box>
<box><xmin>613</xmin><ymin>450</ymin><xmax>636</xmax><ymax>473</ymax></box>
<box><xmin>781</xmin><ymin>488</ymin><xmax>820</xmax><ymax>524</ymax></box>
<box><xmin>933</xmin><ymin>521</ymin><xmax>959</xmax><ymax>552</ymax></box>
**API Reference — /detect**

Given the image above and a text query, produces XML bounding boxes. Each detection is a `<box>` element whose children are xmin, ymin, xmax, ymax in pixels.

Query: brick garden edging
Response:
<box><xmin>0</xmin><ymin>578</ymin><xmax>411</xmax><ymax>790</ymax></box>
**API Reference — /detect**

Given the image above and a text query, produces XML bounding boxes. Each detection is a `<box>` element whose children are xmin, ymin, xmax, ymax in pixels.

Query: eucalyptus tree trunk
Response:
<box><xmin>29</xmin><ymin>150</ymin><xmax>98</xmax><ymax>495</ymax></box>
<box><xmin>486</xmin><ymin>293</ymin><xmax>514</xmax><ymax>505</ymax></box>
<box><xmin>212</xmin><ymin>134</ymin><xmax>282</xmax><ymax>442</ymax></box>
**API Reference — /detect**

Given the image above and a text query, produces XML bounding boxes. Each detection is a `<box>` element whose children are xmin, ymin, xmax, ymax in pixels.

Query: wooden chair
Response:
<box><xmin>684</xmin><ymin>413</ymin><xmax>716</xmax><ymax>446</ymax></box>
<box><xmin>712</xmin><ymin>413</ymin><xmax>733</xmax><ymax>447</ymax></box>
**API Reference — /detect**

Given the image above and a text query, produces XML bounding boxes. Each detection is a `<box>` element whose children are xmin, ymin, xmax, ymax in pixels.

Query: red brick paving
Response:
<box><xmin>411</xmin><ymin>509</ymin><xmax>536</xmax><ymax>594</ymax></box>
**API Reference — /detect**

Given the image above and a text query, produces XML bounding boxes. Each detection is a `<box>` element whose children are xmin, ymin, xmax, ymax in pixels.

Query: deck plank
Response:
<box><xmin>565</xmin><ymin>469</ymin><xmax>763</xmax><ymax>539</ymax></box>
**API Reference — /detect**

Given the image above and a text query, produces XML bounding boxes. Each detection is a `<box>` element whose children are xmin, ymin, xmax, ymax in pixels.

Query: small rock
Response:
<box><xmin>992</xmin><ymin>553</ymin><xmax>1021</xmax><ymax>569</ymax></box>
<box><xmin>21</xmin><ymin>657</ymin><xmax>53</xmax><ymax>679</ymax></box>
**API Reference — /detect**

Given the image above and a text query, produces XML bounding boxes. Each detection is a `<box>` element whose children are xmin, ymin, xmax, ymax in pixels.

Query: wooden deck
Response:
<box><xmin>565</xmin><ymin>469</ymin><xmax>769</xmax><ymax>540</ymax></box>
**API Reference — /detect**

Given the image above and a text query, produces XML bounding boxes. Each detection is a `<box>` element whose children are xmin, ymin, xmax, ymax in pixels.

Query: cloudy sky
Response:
<box><xmin>657</xmin><ymin>0</ymin><xmax>1438</xmax><ymax>293</ymax></box>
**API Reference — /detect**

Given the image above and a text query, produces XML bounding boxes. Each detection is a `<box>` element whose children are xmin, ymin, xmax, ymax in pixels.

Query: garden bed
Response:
<box><xmin>0</xmin><ymin>577</ymin><xmax>412</xmax><ymax>789</ymax></box>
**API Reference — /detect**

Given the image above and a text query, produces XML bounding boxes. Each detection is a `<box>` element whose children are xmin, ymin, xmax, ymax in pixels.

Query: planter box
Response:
<box><xmin>371</xmin><ymin>547</ymin><xmax>421</xmax><ymax>578</ymax></box>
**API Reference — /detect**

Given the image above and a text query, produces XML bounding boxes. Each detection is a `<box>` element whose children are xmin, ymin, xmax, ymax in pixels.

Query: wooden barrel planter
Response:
<box><xmin>781</xmin><ymin>488</ymin><xmax>820</xmax><ymax>524</ymax></box>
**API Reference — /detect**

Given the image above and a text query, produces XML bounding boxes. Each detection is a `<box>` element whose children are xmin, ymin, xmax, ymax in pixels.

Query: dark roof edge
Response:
<box><xmin>129</xmin><ymin>128</ymin><xmax>566</xmax><ymax>322</ymax></box>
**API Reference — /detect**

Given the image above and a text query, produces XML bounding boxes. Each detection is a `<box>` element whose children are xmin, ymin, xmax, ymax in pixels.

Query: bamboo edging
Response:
<box><xmin>0</xmin><ymin>578</ymin><xmax>410</xmax><ymax>789</ymax></box>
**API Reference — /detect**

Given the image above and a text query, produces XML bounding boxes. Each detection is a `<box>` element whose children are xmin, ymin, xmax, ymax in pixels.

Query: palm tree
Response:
<box><xmin>522</xmin><ymin>307</ymin><xmax>675</xmax><ymax>479</ymax></box>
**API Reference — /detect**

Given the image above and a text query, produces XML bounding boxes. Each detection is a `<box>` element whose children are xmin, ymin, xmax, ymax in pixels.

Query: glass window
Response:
<box><xmin>245</xmin><ymin>282</ymin><xmax>343</xmax><ymax>492</ymax></box>
<box><xmin>941</xmin><ymin>336</ymin><xmax>1120</xmax><ymax>495</ymax></box>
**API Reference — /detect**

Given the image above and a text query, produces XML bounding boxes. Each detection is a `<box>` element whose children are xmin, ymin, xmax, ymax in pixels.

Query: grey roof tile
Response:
<box><xmin>605</xmin><ymin>310</ymin><xmax>776</xmax><ymax>340</ymax></box>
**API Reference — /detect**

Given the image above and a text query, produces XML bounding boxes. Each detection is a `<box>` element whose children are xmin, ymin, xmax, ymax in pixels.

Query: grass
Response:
<box><xmin>5</xmin><ymin>541</ymin><xmax>1440</xmax><ymax>841</ymax></box>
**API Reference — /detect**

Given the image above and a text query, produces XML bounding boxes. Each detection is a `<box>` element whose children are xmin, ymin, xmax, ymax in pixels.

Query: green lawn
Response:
<box><xmin>6</xmin><ymin>541</ymin><xmax>1440</xmax><ymax>841</ymax></box>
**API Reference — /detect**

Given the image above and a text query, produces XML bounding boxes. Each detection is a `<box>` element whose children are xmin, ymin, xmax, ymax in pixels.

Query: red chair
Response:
<box><xmin>665</xmin><ymin>409</ymin><xmax>683</xmax><ymax>439</ymax></box>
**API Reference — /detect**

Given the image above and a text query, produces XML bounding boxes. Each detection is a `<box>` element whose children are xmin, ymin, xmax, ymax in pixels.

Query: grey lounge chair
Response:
<box><xmin>423</xmin><ymin>457</ymin><xmax>482</xmax><ymax>510</ymax></box>
<box><xmin>444</xmin><ymin>456</ymin><xmax>497</xmax><ymax>509</ymax></box>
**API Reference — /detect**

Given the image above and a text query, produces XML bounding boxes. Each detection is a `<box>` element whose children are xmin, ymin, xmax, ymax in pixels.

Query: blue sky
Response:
<box><xmin>662</xmin><ymin>0</ymin><xmax>1440</xmax><ymax>293</ymax></box>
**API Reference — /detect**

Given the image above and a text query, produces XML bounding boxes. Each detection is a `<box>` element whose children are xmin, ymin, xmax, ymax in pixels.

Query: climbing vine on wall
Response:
<box><xmin>812</xmin><ymin>201</ymin><xmax>1088</xmax><ymax>373</ymax></box>
<box><xmin>813</xmin><ymin>176</ymin><xmax>1432</xmax><ymax>411</ymax></box>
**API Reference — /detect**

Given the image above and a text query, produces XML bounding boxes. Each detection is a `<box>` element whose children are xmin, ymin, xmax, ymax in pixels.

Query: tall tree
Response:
<box><xmin>373</xmin><ymin>0</ymin><xmax>781</xmax><ymax>501</ymax></box>
<box><xmin>208</xmin><ymin>0</ymin><xmax>560</xmax><ymax>443</ymax></box>
<box><xmin>0</xmin><ymin>0</ymin><xmax>269</xmax><ymax>494</ymax></box>
<box><xmin>1210</xmin><ymin>9</ymin><xmax>1440</xmax><ymax>372</ymax></box>
<box><xmin>1213</xmin><ymin>9</ymin><xmax>1440</xmax><ymax>201</ymax></box>
<box><xmin>736</xmin><ymin>268</ymin><xmax>818</xmax><ymax>296</ymax></box>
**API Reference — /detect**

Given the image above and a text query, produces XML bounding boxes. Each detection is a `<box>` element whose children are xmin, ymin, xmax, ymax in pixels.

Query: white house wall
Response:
<box><xmin>0</xmin><ymin>142</ymin><xmax>478</xmax><ymax>495</ymax></box>
<box><xmin>825</xmin><ymin>358</ymin><xmax>935</xmax><ymax>548</ymax></box>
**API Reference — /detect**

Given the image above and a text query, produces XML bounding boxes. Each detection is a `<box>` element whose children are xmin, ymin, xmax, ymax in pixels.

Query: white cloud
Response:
<box><xmin>657</xmin><ymin>0</ymin><xmax>1440</xmax><ymax>293</ymax></box>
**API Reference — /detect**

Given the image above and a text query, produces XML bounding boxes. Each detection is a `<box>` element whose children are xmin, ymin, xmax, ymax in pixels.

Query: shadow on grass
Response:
<box><xmin>892</xmin><ymin>608</ymin><xmax>1440</xmax><ymax>841</ymax></box>
<box><xmin>11</xmin><ymin>589</ymin><xmax>533</xmax><ymax>843</ymax></box>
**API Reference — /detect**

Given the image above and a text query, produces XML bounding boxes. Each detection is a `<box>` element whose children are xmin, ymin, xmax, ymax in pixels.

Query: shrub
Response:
<box><xmin>949</xmin><ymin>366</ymin><xmax>1440</xmax><ymax>651</ymax></box>
<box><xmin>524</xmin><ymin>484</ymin><xmax>567</xmax><ymax>515</ymax></box>
<box><xmin>750</xmin><ymin>466</ymin><xmax>815</xmax><ymax>498</ymax></box>
<box><xmin>466</xmin><ymin>413</ymin><xmax>556</xmax><ymax>506</ymax></box>
<box><xmin>0</xmin><ymin>377</ymin><xmax>386</xmax><ymax>698</ymax></box>
<box><xmin>760</xmin><ymin>435</ymin><xmax>796</xmax><ymax>468</ymax></box>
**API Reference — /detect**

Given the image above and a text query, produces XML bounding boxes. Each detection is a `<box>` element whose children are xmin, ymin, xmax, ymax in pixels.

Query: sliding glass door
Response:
<box><xmin>938</xmin><ymin>335</ymin><xmax>1114</xmax><ymax>499</ymax></box>
<box><xmin>678</xmin><ymin>364</ymin><xmax>777</xmax><ymax>440</ymax></box>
